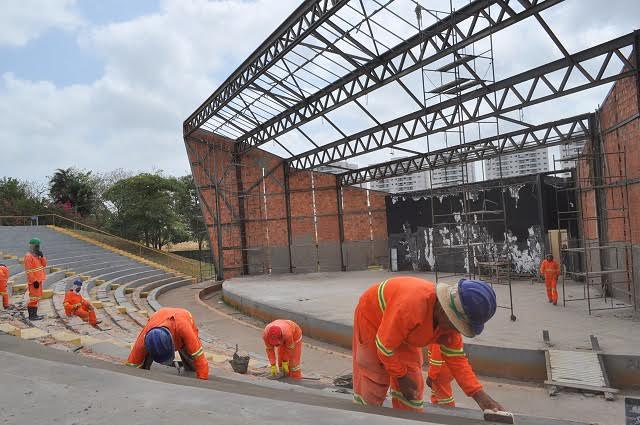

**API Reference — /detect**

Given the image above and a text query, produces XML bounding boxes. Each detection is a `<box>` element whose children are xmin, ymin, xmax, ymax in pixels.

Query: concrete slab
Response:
<box><xmin>19</xmin><ymin>327</ymin><xmax>49</xmax><ymax>340</ymax></box>
<box><xmin>0</xmin><ymin>323</ymin><xmax>21</xmax><ymax>336</ymax></box>
<box><xmin>51</xmin><ymin>331</ymin><xmax>81</xmax><ymax>345</ymax></box>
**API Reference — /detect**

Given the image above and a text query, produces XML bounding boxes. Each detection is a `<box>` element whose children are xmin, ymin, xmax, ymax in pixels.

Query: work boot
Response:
<box><xmin>28</xmin><ymin>306</ymin><xmax>44</xmax><ymax>321</ymax></box>
<box><xmin>92</xmin><ymin>320</ymin><xmax>102</xmax><ymax>328</ymax></box>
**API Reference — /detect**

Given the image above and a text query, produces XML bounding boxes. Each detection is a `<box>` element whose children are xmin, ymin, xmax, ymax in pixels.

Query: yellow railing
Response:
<box><xmin>0</xmin><ymin>214</ymin><xmax>215</xmax><ymax>282</ymax></box>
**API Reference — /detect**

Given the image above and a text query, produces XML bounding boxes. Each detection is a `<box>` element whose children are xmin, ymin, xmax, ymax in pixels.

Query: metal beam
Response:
<box><xmin>340</xmin><ymin>113</ymin><xmax>592</xmax><ymax>186</ymax></box>
<box><xmin>291</xmin><ymin>32</ymin><xmax>636</xmax><ymax>170</ymax></box>
<box><xmin>238</xmin><ymin>0</ymin><xmax>564</xmax><ymax>151</ymax></box>
<box><xmin>183</xmin><ymin>0</ymin><xmax>349</xmax><ymax>136</ymax></box>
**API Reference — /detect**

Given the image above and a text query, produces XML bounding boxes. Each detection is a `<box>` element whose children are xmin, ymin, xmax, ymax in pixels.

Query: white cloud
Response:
<box><xmin>0</xmin><ymin>0</ymin><xmax>81</xmax><ymax>47</ymax></box>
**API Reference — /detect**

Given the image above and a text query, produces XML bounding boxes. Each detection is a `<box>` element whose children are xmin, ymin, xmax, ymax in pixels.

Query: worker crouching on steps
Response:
<box><xmin>63</xmin><ymin>279</ymin><xmax>100</xmax><ymax>327</ymax></box>
<box><xmin>0</xmin><ymin>264</ymin><xmax>11</xmax><ymax>309</ymax></box>
<box><xmin>540</xmin><ymin>253</ymin><xmax>561</xmax><ymax>305</ymax></box>
<box><xmin>352</xmin><ymin>276</ymin><xmax>504</xmax><ymax>412</ymax></box>
<box><xmin>426</xmin><ymin>343</ymin><xmax>456</xmax><ymax>407</ymax></box>
<box><xmin>126</xmin><ymin>307</ymin><xmax>209</xmax><ymax>380</ymax></box>
<box><xmin>263</xmin><ymin>319</ymin><xmax>303</xmax><ymax>379</ymax></box>
<box><xmin>23</xmin><ymin>237</ymin><xmax>47</xmax><ymax>320</ymax></box>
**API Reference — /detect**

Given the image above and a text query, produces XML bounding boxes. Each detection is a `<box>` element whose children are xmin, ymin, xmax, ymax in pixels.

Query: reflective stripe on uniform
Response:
<box><xmin>353</xmin><ymin>393</ymin><xmax>368</xmax><ymax>405</ymax></box>
<box><xmin>26</xmin><ymin>267</ymin><xmax>45</xmax><ymax>273</ymax></box>
<box><xmin>375</xmin><ymin>334</ymin><xmax>394</xmax><ymax>357</ymax></box>
<box><xmin>29</xmin><ymin>297</ymin><xmax>41</xmax><ymax>301</ymax></box>
<box><xmin>125</xmin><ymin>362</ymin><xmax>142</xmax><ymax>367</ymax></box>
<box><xmin>191</xmin><ymin>347</ymin><xmax>204</xmax><ymax>359</ymax></box>
<box><xmin>440</xmin><ymin>345</ymin><xmax>464</xmax><ymax>357</ymax></box>
<box><xmin>429</xmin><ymin>358</ymin><xmax>444</xmax><ymax>366</ymax></box>
<box><xmin>290</xmin><ymin>364</ymin><xmax>301</xmax><ymax>372</ymax></box>
<box><xmin>377</xmin><ymin>279</ymin><xmax>388</xmax><ymax>313</ymax></box>
<box><xmin>436</xmin><ymin>396</ymin><xmax>455</xmax><ymax>405</ymax></box>
<box><xmin>390</xmin><ymin>390</ymin><xmax>424</xmax><ymax>409</ymax></box>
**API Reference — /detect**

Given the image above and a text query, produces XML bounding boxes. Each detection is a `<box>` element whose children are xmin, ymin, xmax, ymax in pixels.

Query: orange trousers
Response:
<box><xmin>277</xmin><ymin>342</ymin><xmax>303</xmax><ymax>379</ymax></box>
<box><xmin>352</xmin><ymin>306</ymin><xmax>425</xmax><ymax>411</ymax></box>
<box><xmin>545</xmin><ymin>278</ymin><xmax>558</xmax><ymax>304</ymax></box>
<box><xmin>73</xmin><ymin>307</ymin><xmax>98</xmax><ymax>326</ymax></box>
<box><xmin>27</xmin><ymin>282</ymin><xmax>43</xmax><ymax>308</ymax></box>
<box><xmin>430</xmin><ymin>366</ymin><xmax>455</xmax><ymax>407</ymax></box>
<box><xmin>0</xmin><ymin>282</ymin><xmax>8</xmax><ymax>308</ymax></box>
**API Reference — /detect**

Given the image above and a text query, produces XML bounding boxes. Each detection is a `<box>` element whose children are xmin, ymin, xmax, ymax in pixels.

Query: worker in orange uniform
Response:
<box><xmin>63</xmin><ymin>279</ymin><xmax>100</xmax><ymax>326</ymax></box>
<box><xmin>0</xmin><ymin>263</ymin><xmax>11</xmax><ymax>309</ymax></box>
<box><xmin>23</xmin><ymin>237</ymin><xmax>47</xmax><ymax>321</ymax></box>
<box><xmin>263</xmin><ymin>319</ymin><xmax>303</xmax><ymax>379</ymax></box>
<box><xmin>352</xmin><ymin>276</ymin><xmax>503</xmax><ymax>412</ymax></box>
<box><xmin>426</xmin><ymin>343</ymin><xmax>455</xmax><ymax>407</ymax></box>
<box><xmin>540</xmin><ymin>253</ymin><xmax>561</xmax><ymax>305</ymax></box>
<box><xmin>126</xmin><ymin>307</ymin><xmax>209</xmax><ymax>380</ymax></box>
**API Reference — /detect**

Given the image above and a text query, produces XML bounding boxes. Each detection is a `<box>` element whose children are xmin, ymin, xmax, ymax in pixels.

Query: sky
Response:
<box><xmin>1</xmin><ymin>0</ymin><xmax>639</xmax><ymax>185</ymax></box>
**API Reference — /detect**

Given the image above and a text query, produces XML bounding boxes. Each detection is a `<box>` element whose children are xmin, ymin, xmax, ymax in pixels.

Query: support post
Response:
<box><xmin>536</xmin><ymin>173</ymin><xmax>547</xmax><ymax>254</ymax></box>
<box><xmin>283</xmin><ymin>163</ymin><xmax>295</xmax><ymax>273</ymax></box>
<box><xmin>211</xmin><ymin>144</ymin><xmax>225</xmax><ymax>281</ymax></box>
<box><xmin>336</xmin><ymin>178</ymin><xmax>346</xmax><ymax>272</ymax></box>
<box><xmin>590</xmin><ymin>112</ymin><xmax>609</xmax><ymax>296</ymax></box>
<box><xmin>233</xmin><ymin>145</ymin><xmax>249</xmax><ymax>275</ymax></box>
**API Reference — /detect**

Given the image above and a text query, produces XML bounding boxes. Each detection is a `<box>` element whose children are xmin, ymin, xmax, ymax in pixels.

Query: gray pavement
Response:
<box><xmin>223</xmin><ymin>270</ymin><xmax>640</xmax><ymax>354</ymax></box>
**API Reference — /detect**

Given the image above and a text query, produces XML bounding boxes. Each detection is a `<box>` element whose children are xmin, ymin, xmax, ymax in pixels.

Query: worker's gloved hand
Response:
<box><xmin>270</xmin><ymin>365</ymin><xmax>279</xmax><ymax>376</ymax></box>
<box><xmin>33</xmin><ymin>281</ymin><xmax>39</xmax><ymax>289</ymax></box>
<box><xmin>397</xmin><ymin>374</ymin><xmax>418</xmax><ymax>402</ymax></box>
<box><xmin>35</xmin><ymin>248</ymin><xmax>43</xmax><ymax>258</ymax></box>
<box><xmin>472</xmin><ymin>390</ymin><xmax>504</xmax><ymax>412</ymax></box>
<box><xmin>282</xmin><ymin>361</ymin><xmax>290</xmax><ymax>375</ymax></box>
<box><xmin>426</xmin><ymin>377</ymin><xmax>433</xmax><ymax>389</ymax></box>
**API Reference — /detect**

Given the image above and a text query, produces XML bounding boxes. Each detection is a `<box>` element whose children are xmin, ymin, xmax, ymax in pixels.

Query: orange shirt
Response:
<box><xmin>23</xmin><ymin>252</ymin><xmax>47</xmax><ymax>284</ymax></box>
<box><xmin>262</xmin><ymin>319</ymin><xmax>302</xmax><ymax>365</ymax></box>
<box><xmin>540</xmin><ymin>259</ymin><xmax>560</xmax><ymax>280</ymax></box>
<box><xmin>358</xmin><ymin>276</ymin><xmax>482</xmax><ymax>396</ymax></box>
<box><xmin>0</xmin><ymin>265</ymin><xmax>8</xmax><ymax>292</ymax></box>
<box><xmin>127</xmin><ymin>307</ymin><xmax>208</xmax><ymax>379</ymax></box>
<box><xmin>63</xmin><ymin>289</ymin><xmax>91</xmax><ymax>316</ymax></box>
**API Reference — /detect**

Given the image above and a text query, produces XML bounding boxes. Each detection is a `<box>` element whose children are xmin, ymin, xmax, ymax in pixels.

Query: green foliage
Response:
<box><xmin>49</xmin><ymin>168</ymin><xmax>96</xmax><ymax>216</ymax></box>
<box><xmin>103</xmin><ymin>173</ymin><xmax>190</xmax><ymax>250</ymax></box>
<box><xmin>0</xmin><ymin>177</ymin><xmax>48</xmax><ymax>216</ymax></box>
<box><xmin>175</xmin><ymin>175</ymin><xmax>208</xmax><ymax>251</ymax></box>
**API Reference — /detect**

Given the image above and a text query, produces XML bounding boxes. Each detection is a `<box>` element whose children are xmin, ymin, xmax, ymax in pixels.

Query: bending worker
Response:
<box><xmin>126</xmin><ymin>307</ymin><xmax>208</xmax><ymax>380</ymax></box>
<box><xmin>540</xmin><ymin>253</ymin><xmax>561</xmax><ymax>305</ymax></box>
<box><xmin>352</xmin><ymin>276</ymin><xmax>503</xmax><ymax>412</ymax></box>
<box><xmin>63</xmin><ymin>279</ymin><xmax>100</xmax><ymax>327</ymax></box>
<box><xmin>23</xmin><ymin>237</ymin><xmax>47</xmax><ymax>321</ymax></box>
<box><xmin>0</xmin><ymin>263</ymin><xmax>10</xmax><ymax>309</ymax></box>
<box><xmin>426</xmin><ymin>343</ymin><xmax>455</xmax><ymax>407</ymax></box>
<box><xmin>263</xmin><ymin>319</ymin><xmax>303</xmax><ymax>379</ymax></box>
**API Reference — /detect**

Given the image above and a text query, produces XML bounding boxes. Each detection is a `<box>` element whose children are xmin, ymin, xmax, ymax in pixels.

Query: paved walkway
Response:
<box><xmin>223</xmin><ymin>271</ymin><xmax>640</xmax><ymax>354</ymax></box>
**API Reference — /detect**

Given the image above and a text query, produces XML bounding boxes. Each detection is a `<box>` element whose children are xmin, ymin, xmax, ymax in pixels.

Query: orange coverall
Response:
<box><xmin>427</xmin><ymin>344</ymin><xmax>455</xmax><ymax>407</ymax></box>
<box><xmin>352</xmin><ymin>276</ymin><xmax>482</xmax><ymax>412</ymax></box>
<box><xmin>0</xmin><ymin>265</ymin><xmax>9</xmax><ymax>308</ymax></box>
<box><xmin>126</xmin><ymin>307</ymin><xmax>209</xmax><ymax>380</ymax></box>
<box><xmin>23</xmin><ymin>252</ymin><xmax>47</xmax><ymax>308</ymax></box>
<box><xmin>540</xmin><ymin>259</ymin><xmax>561</xmax><ymax>304</ymax></box>
<box><xmin>63</xmin><ymin>288</ymin><xmax>97</xmax><ymax>326</ymax></box>
<box><xmin>263</xmin><ymin>319</ymin><xmax>303</xmax><ymax>379</ymax></box>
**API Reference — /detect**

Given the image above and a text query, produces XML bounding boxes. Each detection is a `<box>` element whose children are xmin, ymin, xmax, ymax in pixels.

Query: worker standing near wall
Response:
<box><xmin>263</xmin><ymin>319</ymin><xmax>303</xmax><ymax>379</ymax></box>
<box><xmin>540</xmin><ymin>253</ymin><xmax>561</xmax><ymax>305</ymax></box>
<box><xmin>23</xmin><ymin>237</ymin><xmax>47</xmax><ymax>321</ymax></box>
<box><xmin>126</xmin><ymin>307</ymin><xmax>209</xmax><ymax>380</ymax></box>
<box><xmin>63</xmin><ymin>279</ymin><xmax>100</xmax><ymax>327</ymax></box>
<box><xmin>0</xmin><ymin>263</ymin><xmax>11</xmax><ymax>309</ymax></box>
<box><xmin>426</xmin><ymin>343</ymin><xmax>455</xmax><ymax>407</ymax></box>
<box><xmin>352</xmin><ymin>276</ymin><xmax>503</xmax><ymax>412</ymax></box>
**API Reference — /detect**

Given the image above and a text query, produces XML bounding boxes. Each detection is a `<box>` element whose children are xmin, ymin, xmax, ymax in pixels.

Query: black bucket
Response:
<box><xmin>229</xmin><ymin>345</ymin><xmax>250</xmax><ymax>374</ymax></box>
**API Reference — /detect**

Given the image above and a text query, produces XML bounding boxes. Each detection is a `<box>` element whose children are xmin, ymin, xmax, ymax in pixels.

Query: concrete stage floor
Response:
<box><xmin>223</xmin><ymin>270</ymin><xmax>640</xmax><ymax>355</ymax></box>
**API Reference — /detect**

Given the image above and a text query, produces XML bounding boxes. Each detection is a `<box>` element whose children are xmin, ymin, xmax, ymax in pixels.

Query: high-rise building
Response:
<box><xmin>369</xmin><ymin>171</ymin><xmax>430</xmax><ymax>193</ymax></box>
<box><xmin>430</xmin><ymin>164</ymin><xmax>476</xmax><ymax>188</ymax></box>
<box><xmin>559</xmin><ymin>140</ymin><xmax>586</xmax><ymax>169</ymax></box>
<box><xmin>484</xmin><ymin>150</ymin><xmax>549</xmax><ymax>180</ymax></box>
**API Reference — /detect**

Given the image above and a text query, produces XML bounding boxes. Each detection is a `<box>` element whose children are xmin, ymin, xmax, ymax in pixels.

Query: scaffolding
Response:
<box><xmin>416</xmin><ymin>1</ymin><xmax>515</xmax><ymax>321</ymax></box>
<box><xmin>554</xmin><ymin>118</ymin><xmax>637</xmax><ymax>314</ymax></box>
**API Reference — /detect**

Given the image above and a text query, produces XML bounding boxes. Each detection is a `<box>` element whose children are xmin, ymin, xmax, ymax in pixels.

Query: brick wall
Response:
<box><xmin>184</xmin><ymin>129</ymin><xmax>388</xmax><ymax>278</ymax></box>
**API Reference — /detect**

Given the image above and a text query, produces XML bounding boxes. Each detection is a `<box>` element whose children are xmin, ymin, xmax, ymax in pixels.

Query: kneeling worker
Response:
<box><xmin>263</xmin><ymin>319</ymin><xmax>303</xmax><ymax>379</ymax></box>
<box><xmin>63</xmin><ymin>279</ymin><xmax>100</xmax><ymax>326</ymax></box>
<box><xmin>127</xmin><ymin>307</ymin><xmax>208</xmax><ymax>380</ymax></box>
<box><xmin>352</xmin><ymin>276</ymin><xmax>503</xmax><ymax>412</ymax></box>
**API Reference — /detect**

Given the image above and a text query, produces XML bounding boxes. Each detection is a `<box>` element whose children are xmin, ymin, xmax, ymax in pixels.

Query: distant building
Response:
<box><xmin>484</xmin><ymin>150</ymin><xmax>549</xmax><ymax>180</ymax></box>
<box><xmin>430</xmin><ymin>164</ymin><xmax>475</xmax><ymax>188</ymax></box>
<box><xmin>559</xmin><ymin>140</ymin><xmax>586</xmax><ymax>169</ymax></box>
<box><xmin>369</xmin><ymin>171</ymin><xmax>430</xmax><ymax>193</ymax></box>
<box><xmin>315</xmin><ymin>161</ymin><xmax>358</xmax><ymax>174</ymax></box>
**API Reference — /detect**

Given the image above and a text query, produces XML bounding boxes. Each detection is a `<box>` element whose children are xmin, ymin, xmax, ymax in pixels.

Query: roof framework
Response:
<box><xmin>184</xmin><ymin>0</ymin><xmax>639</xmax><ymax>187</ymax></box>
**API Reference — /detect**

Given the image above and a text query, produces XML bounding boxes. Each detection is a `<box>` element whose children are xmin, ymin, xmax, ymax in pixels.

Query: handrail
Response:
<box><xmin>0</xmin><ymin>214</ymin><xmax>215</xmax><ymax>281</ymax></box>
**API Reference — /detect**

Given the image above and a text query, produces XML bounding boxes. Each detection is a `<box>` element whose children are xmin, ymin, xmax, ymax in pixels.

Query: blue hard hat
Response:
<box><xmin>144</xmin><ymin>327</ymin><xmax>174</xmax><ymax>364</ymax></box>
<box><xmin>73</xmin><ymin>279</ymin><xmax>83</xmax><ymax>287</ymax></box>
<box><xmin>458</xmin><ymin>279</ymin><xmax>497</xmax><ymax>336</ymax></box>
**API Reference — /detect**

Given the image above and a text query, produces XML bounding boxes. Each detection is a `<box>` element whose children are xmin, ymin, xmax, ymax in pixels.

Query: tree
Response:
<box><xmin>176</xmin><ymin>175</ymin><xmax>209</xmax><ymax>251</ymax></box>
<box><xmin>103</xmin><ymin>173</ymin><xmax>189</xmax><ymax>250</ymax></box>
<box><xmin>49</xmin><ymin>168</ymin><xmax>96</xmax><ymax>216</ymax></box>
<box><xmin>0</xmin><ymin>177</ymin><xmax>47</xmax><ymax>216</ymax></box>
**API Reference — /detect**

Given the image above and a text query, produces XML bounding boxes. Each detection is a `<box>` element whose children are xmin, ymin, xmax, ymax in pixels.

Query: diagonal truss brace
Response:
<box><xmin>183</xmin><ymin>0</ymin><xmax>349</xmax><ymax>136</ymax></box>
<box><xmin>289</xmin><ymin>31</ymin><xmax>637</xmax><ymax>170</ymax></box>
<box><xmin>238</xmin><ymin>0</ymin><xmax>564</xmax><ymax>151</ymax></box>
<box><xmin>340</xmin><ymin>113</ymin><xmax>592</xmax><ymax>186</ymax></box>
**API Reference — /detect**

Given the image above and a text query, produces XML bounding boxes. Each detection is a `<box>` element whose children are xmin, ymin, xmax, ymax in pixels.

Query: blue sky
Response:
<box><xmin>1</xmin><ymin>0</ymin><xmax>639</xmax><ymax>186</ymax></box>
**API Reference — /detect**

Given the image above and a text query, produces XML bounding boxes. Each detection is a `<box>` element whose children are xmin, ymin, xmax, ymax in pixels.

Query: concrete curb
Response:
<box><xmin>222</xmin><ymin>283</ymin><xmax>640</xmax><ymax>389</ymax></box>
